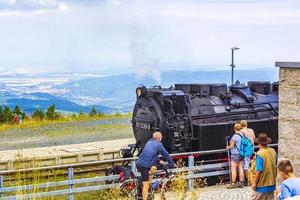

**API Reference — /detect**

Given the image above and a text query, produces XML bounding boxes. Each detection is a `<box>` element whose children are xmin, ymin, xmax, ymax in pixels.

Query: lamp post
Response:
<box><xmin>230</xmin><ymin>46</ymin><xmax>240</xmax><ymax>85</ymax></box>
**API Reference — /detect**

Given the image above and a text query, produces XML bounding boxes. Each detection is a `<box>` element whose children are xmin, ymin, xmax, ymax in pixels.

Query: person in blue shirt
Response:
<box><xmin>226</xmin><ymin>123</ymin><xmax>245</xmax><ymax>189</ymax></box>
<box><xmin>250</xmin><ymin>133</ymin><xmax>276</xmax><ymax>200</ymax></box>
<box><xmin>136</xmin><ymin>131</ymin><xmax>176</xmax><ymax>200</ymax></box>
<box><xmin>276</xmin><ymin>159</ymin><xmax>300</xmax><ymax>200</ymax></box>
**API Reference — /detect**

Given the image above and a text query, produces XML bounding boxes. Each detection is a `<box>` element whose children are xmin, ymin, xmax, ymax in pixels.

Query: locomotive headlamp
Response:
<box><xmin>136</xmin><ymin>86</ymin><xmax>147</xmax><ymax>97</ymax></box>
<box><xmin>225</xmin><ymin>105</ymin><xmax>231</xmax><ymax>112</ymax></box>
<box><xmin>136</xmin><ymin>88</ymin><xmax>142</xmax><ymax>97</ymax></box>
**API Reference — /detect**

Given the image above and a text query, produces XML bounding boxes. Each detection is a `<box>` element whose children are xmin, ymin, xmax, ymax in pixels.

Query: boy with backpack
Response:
<box><xmin>226</xmin><ymin>123</ymin><xmax>245</xmax><ymax>189</ymax></box>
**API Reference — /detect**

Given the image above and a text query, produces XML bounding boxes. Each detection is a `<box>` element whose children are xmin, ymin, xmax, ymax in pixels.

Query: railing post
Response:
<box><xmin>0</xmin><ymin>176</ymin><xmax>3</xmax><ymax>198</ymax></box>
<box><xmin>131</xmin><ymin>161</ymin><xmax>137</xmax><ymax>174</ymax></box>
<box><xmin>188</xmin><ymin>155</ymin><xmax>194</xmax><ymax>190</ymax></box>
<box><xmin>68</xmin><ymin>168</ymin><xmax>74</xmax><ymax>200</ymax></box>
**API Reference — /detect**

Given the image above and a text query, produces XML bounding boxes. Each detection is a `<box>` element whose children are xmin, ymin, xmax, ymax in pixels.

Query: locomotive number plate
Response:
<box><xmin>136</xmin><ymin>122</ymin><xmax>151</xmax><ymax>131</ymax></box>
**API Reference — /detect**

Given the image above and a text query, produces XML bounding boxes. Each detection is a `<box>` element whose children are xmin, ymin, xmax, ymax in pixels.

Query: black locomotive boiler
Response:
<box><xmin>131</xmin><ymin>81</ymin><xmax>278</xmax><ymax>154</ymax></box>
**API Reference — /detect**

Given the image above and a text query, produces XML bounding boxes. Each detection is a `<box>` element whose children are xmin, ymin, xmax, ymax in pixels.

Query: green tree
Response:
<box><xmin>89</xmin><ymin>107</ymin><xmax>97</xmax><ymax>117</ymax></box>
<box><xmin>3</xmin><ymin>106</ymin><xmax>13</xmax><ymax>123</ymax></box>
<box><xmin>0</xmin><ymin>106</ymin><xmax>5</xmax><ymax>123</ymax></box>
<box><xmin>13</xmin><ymin>105</ymin><xmax>22</xmax><ymax>115</ymax></box>
<box><xmin>31</xmin><ymin>109</ymin><xmax>45</xmax><ymax>120</ymax></box>
<box><xmin>46</xmin><ymin>105</ymin><xmax>56</xmax><ymax>120</ymax></box>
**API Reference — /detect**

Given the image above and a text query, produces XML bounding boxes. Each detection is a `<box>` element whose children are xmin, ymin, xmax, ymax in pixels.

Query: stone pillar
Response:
<box><xmin>276</xmin><ymin>62</ymin><xmax>300</xmax><ymax>176</ymax></box>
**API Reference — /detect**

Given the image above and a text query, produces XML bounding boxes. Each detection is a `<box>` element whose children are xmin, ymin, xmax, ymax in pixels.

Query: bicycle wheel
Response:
<box><xmin>159</xmin><ymin>177</ymin><xmax>176</xmax><ymax>200</ymax></box>
<box><xmin>119</xmin><ymin>179</ymin><xmax>137</xmax><ymax>198</ymax></box>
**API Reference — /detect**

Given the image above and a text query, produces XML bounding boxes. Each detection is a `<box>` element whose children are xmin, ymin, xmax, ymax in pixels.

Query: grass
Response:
<box><xmin>0</xmin><ymin>112</ymin><xmax>132</xmax><ymax>132</ymax></box>
<box><xmin>3</xmin><ymin>154</ymin><xmax>125</xmax><ymax>200</ymax></box>
<box><xmin>0</xmin><ymin>113</ymin><xmax>133</xmax><ymax>150</ymax></box>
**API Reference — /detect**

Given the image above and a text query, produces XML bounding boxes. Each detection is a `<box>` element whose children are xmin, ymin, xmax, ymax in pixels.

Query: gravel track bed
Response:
<box><xmin>0</xmin><ymin>118</ymin><xmax>132</xmax><ymax>151</ymax></box>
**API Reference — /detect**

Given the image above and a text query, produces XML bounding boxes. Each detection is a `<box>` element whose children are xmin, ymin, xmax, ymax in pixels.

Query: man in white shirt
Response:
<box><xmin>240</xmin><ymin>120</ymin><xmax>255</xmax><ymax>185</ymax></box>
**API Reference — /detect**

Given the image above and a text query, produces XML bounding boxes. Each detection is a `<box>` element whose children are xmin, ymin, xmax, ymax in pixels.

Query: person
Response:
<box><xmin>250</xmin><ymin>133</ymin><xmax>276</xmax><ymax>200</ymax></box>
<box><xmin>18</xmin><ymin>113</ymin><xmax>23</xmax><ymax>124</ymax></box>
<box><xmin>136</xmin><ymin>132</ymin><xmax>176</xmax><ymax>200</ymax></box>
<box><xmin>240</xmin><ymin>120</ymin><xmax>256</xmax><ymax>185</ymax></box>
<box><xmin>13</xmin><ymin>113</ymin><xmax>19</xmax><ymax>124</ymax></box>
<box><xmin>276</xmin><ymin>159</ymin><xmax>300</xmax><ymax>200</ymax></box>
<box><xmin>226</xmin><ymin>123</ymin><xmax>245</xmax><ymax>189</ymax></box>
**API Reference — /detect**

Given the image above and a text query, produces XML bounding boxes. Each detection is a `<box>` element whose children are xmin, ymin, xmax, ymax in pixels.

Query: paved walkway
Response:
<box><xmin>197</xmin><ymin>185</ymin><xmax>253</xmax><ymax>200</ymax></box>
<box><xmin>164</xmin><ymin>185</ymin><xmax>257</xmax><ymax>200</ymax></box>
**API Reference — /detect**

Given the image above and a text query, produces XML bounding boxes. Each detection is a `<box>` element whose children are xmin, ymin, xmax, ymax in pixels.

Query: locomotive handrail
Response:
<box><xmin>266</xmin><ymin>102</ymin><xmax>278</xmax><ymax>115</ymax></box>
<box><xmin>192</xmin><ymin>107</ymin><xmax>278</xmax><ymax>120</ymax></box>
<box><xmin>195</xmin><ymin>101</ymin><xmax>278</xmax><ymax>107</ymax></box>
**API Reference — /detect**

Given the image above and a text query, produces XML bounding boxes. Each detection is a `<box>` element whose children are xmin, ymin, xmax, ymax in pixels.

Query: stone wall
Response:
<box><xmin>277</xmin><ymin>62</ymin><xmax>300</xmax><ymax>176</ymax></box>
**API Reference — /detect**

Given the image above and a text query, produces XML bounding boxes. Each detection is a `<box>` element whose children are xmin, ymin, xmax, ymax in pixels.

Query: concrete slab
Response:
<box><xmin>275</xmin><ymin>61</ymin><xmax>300</xmax><ymax>68</ymax></box>
<box><xmin>0</xmin><ymin>138</ymin><xmax>135</xmax><ymax>170</ymax></box>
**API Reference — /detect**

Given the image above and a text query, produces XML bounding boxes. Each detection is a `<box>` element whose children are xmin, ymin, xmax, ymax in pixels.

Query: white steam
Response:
<box><xmin>130</xmin><ymin>41</ymin><xmax>161</xmax><ymax>84</ymax></box>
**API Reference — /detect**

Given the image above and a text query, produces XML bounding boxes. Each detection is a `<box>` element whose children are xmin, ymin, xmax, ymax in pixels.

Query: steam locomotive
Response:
<box><xmin>128</xmin><ymin>81</ymin><xmax>278</xmax><ymax>155</ymax></box>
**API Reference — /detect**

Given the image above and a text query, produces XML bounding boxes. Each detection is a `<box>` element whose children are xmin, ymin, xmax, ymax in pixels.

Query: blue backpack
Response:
<box><xmin>236</xmin><ymin>133</ymin><xmax>253</xmax><ymax>157</ymax></box>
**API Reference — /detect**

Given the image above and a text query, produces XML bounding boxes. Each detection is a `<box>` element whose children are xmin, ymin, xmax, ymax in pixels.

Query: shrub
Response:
<box><xmin>31</xmin><ymin>109</ymin><xmax>45</xmax><ymax>120</ymax></box>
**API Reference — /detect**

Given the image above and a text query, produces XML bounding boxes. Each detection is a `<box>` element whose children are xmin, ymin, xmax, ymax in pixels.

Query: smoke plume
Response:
<box><xmin>130</xmin><ymin>41</ymin><xmax>161</xmax><ymax>84</ymax></box>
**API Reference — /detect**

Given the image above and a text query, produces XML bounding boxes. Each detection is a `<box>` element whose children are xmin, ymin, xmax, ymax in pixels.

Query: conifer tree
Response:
<box><xmin>3</xmin><ymin>106</ymin><xmax>13</xmax><ymax>122</ymax></box>
<box><xmin>89</xmin><ymin>107</ymin><xmax>97</xmax><ymax>117</ymax></box>
<box><xmin>46</xmin><ymin>105</ymin><xmax>56</xmax><ymax>120</ymax></box>
<box><xmin>13</xmin><ymin>105</ymin><xmax>22</xmax><ymax>115</ymax></box>
<box><xmin>0</xmin><ymin>106</ymin><xmax>4</xmax><ymax>123</ymax></box>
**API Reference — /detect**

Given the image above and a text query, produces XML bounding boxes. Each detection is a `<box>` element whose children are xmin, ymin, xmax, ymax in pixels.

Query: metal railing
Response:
<box><xmin>0</xmin><ymin>144</ymin><xmax>278</xmax><ymax>200</ymax></box>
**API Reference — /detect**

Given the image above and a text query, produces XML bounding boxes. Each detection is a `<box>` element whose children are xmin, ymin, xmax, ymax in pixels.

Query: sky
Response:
<box><xmin>0</xmin><ymin>0</ymin><xmax>299</xmax><ymax>73</ymax></box>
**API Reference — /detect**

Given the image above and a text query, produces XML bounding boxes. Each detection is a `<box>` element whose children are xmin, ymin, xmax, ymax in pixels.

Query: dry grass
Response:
<box><xmin>4</xmin><ymin>154</ymin><xmax>128</xmax><ymax>200</ymax></box>
<box><xmin>0</xmin><ymin>114</ymin><xmax>132</xmax><ymax>150</ymax></box>
<box><xmin>0</xmin><ymin>112</ymin><xmax>132</xmax><ymax>132</ymax></box>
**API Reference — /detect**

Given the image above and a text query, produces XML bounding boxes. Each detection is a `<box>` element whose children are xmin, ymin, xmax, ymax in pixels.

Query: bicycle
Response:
<box><xmin>119</xmin><ymin>163</ymin><xmax>175</xmax><ymax>200</ymax></box>
<box><xmin>105</xmin><ymin>165</ymin><xmax>135</xmax><ymax>184</ymax></box>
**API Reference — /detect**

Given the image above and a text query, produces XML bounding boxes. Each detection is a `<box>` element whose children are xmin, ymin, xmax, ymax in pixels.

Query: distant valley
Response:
<box><xmin>0</xmin><ymin>68</ymin><xmax>279</xmax><ymax>114</ymax></box>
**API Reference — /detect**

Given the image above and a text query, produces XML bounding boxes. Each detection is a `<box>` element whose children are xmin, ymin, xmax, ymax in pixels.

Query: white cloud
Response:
<box><xmin>0</xmin><ymin>0</ymin><xmax>299</xmax><ymax>70</ymax></box>
<box><xmin>58</xmin><ymin>2</ymin><xmax>69</xmax><ymax>12</ymax></box>
<box><xmin>208</xmin><ymin>36</ymin><xmax>218</xmax><ymax>41</ymax></box>
<box><xmin>0</xmin><ymin>0</ymin><xmax>71</xmax><ymax>15</ymax></box>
